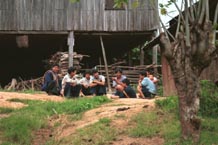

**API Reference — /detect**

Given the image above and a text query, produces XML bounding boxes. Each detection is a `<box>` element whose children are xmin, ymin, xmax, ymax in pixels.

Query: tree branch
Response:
<box><xmin>176</xmin><ymin>0</ymin><xmax>184</xmax><ymax>38</ymax></box>
<box><xmin>160</xmin><ymin>33</ymin><xmax>173</xmax><ymax>59</ymax></box>
<box><xmin>185</xmin><ymin>0</ymin><xmax>191</xmax><ymax>47</ymax></box>
<box><xmin>189</xmin><ymin>0</ymin><xmax>195</xmax><ymax>22</ymax></box>
<box><xmin>173</xmin><ymin>1</ymin><xmax>185</xmax><ymax>23</ymax></box>
<box><xmin>212</xmin><ymin>3</ymin><xmax>218</xmax><ymax>45</ymax></box>
<box><xmin>198</xmin><ymin>0</ymin><xmax>205</xmax><ymax>24</ymax></box>
<box><xmin>196</xmin><ymin>0</ymin><xmax>203</xmax><ymax>18</ymax></box>
<box><xmin>205</xmin><ymin>0</ymin><xmax>210</xmax><ymax>21</ymax></box>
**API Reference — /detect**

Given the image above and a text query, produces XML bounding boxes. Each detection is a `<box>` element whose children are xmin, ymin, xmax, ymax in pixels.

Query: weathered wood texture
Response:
<box><xmin>0</xmin><ymin>0</ymin><xmax>157</xmax><ymax>32</ymax></box>
<box><xmin>200</xmin><ymin>58</ymin><xmax>218</xmax><ymax>82</ymax></box>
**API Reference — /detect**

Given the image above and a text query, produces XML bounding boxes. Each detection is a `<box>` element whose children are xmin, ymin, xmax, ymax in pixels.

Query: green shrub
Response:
<box><xmin>200</xmin><ymin>80</ymin><xmax>218</xmax><ymax>117</ymax></box>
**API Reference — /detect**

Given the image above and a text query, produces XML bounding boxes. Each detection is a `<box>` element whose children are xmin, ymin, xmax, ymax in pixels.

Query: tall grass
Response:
<box><xmin>0</xmin><ymin>96</ymin><xmax>110</xmax><ymax>145</ymax></box>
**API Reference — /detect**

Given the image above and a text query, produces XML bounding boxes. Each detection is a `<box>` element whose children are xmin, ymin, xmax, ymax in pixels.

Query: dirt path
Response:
<box><xmin>51</xmin><ymin>98</ymin><xmax>164</xmax><ymax>145</ymax></box>
<box><xmin>0</xmin><ymin>92</ymin><xmax>64</xmax><ymax>109</ymax></box>
<box><xmin>0</xmin><ymin>92</ymin><xmax>164</xmax><ymax>145</ymax></box>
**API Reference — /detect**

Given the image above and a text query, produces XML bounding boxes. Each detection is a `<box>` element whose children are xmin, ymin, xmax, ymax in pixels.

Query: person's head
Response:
<box><xmin>84</xmin><ymin>70</ymin><xmax>91</xmax><ymax>79</ymax></box>
<box><xmin>68</xmin><ymin>67</ymin><xmax>77</xmax><ymax>77</ymax></box>
<box><xmin>51</xmin><ymin>64</ymin><xmax>60</xmax><ymax>73</ymax></box>
<box><xmin>147</xmin><ymin>69</ymin><xmax>153</xmax><ymax>76</ymax></box>
<box><xmin>92</xmin><ymin>69</ymin><xmax>99</xmax><ymax>78</ymax></box>
<box><xmin>139</xmin><ymin>70</ymin><xmax>147</xmax><ymax>80</ymax></box>
<box><xmin>122</xmin><ymin>78</ymin><xmax>130</xmax><ymax>87</ymax></box>
<box><xmin>115</xmin><ymin>68</ymin><xmax>123</xmax><ymax>78</ymax></box>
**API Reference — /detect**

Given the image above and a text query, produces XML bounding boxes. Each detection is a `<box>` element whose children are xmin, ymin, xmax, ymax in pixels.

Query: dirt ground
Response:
<box><xmin>0</xmin><ymin>91</ymin><xmax>164</xmax><ymax>145</ymax></box>
<box><xmin>51</xmin><ymin>98</ymin><xmax>164</xmax><ymax>145</ymax></box>
<box><xmin>0</xmin><ymin>92</ymin><xmax>64</xmax><ymax>109</ymax></box>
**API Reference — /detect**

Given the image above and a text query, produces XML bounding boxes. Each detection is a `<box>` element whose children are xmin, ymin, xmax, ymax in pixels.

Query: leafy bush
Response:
<box><xmin>200</xmin><ymin>80</ymin><xmax>218</xmax><ymax>117</ymax></box>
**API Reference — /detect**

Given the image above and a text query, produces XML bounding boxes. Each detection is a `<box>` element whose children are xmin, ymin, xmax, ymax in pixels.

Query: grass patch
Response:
<box><xmin>128</xmin><ymin>111</ymin><xmax>159</xmax><ymax>137</ymax></box>
<box><xmin>155</xmin><ymin>96</ymin><xmax>218</xmax><ymax>145</ymax></box>
<box><xmin>0</xmin><ymin>89</ymin><xmax>43</xmax><ymax>94</ymax></box>
<box><xmin>0</xmin><ymin>108</ymin><xmax>15</xmax><ymax>114</ymax></box>
<box><xmin>58</xmin><ymin>117</ymin><xmax>116</xmax><ymax>145</ymax></box>
<box><xmin>0</xmin><ymin>96</ymin><xmax>110</xmax><ymax>145</ymax></box>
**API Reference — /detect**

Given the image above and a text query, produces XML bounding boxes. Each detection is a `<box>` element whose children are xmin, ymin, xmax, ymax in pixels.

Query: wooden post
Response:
<box><xmin>161</xmin><ymin>55</ymin><xmax>177</xmax><ymax>96</ymax></box>
<box><xmin>152</xmin><ymin>32</ymin><xmax>158</xmax><ymax>74</ymax></box>
<box><xmin>100</xmin><ymin>36</ymin><xmax>112</xmax><ymax>93</ymax></box>
<box><xmin>68</xmin><ymin>31</ymin><xmax>75</xmax><ymax>67</ymax></box>
<box><xmin>140</xmin><ymin>46</ymin><xmax>144</xmax><ymax>65</ymax></box>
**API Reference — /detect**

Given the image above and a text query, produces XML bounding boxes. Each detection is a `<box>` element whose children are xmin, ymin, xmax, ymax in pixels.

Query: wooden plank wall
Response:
<box><xmin>200</xmin><ymin>58</ymin><xmax>218</xmax><ymax>82</ymax></box>
<box><xmin>0</xmin><ymin>0</ymin><xmax>158</xmax><ymax>32</ymax></box>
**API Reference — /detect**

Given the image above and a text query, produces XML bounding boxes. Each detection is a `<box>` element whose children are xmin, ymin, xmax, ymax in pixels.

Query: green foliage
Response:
<box><xmin>0</xmin><ymin>96</ymin><xmax>110</xmax><ymax>145</ymax></box>
<box><xmin>114</xmin><ymin>0</ymin><xmax>128</xmax><ymax>8</ymax></box>
<box><xmin>60</xmin><ymin>118</ymin><xmax>116</xmax><ymax>145</ymax></box>
<box><xmin>200</xmin><ymin>80</ymin><xmax>218</xmax><ymax>117</ymax></box>
<box><xmin>128</xmin><ymin>112</ymin><xmax>159</xmax><ymax>137</ymax></box>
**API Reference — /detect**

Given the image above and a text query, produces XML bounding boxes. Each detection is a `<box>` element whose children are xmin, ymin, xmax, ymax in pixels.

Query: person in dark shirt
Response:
<box><xmin>110</xmin><ymin>78</ymin><xmax>136</xmax><ymax>99</ymax></box>
<box><xmin>41</xmin><ymin>64</ymin><xmax>61</xmax><ymax>95</ymax></box>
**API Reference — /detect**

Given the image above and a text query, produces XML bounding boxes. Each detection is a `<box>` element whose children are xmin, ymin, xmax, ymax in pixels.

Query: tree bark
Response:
<box><xmin>171</xmin><ymin>61</ymin><xmax>201</xmax><ymax>141</ymax></box>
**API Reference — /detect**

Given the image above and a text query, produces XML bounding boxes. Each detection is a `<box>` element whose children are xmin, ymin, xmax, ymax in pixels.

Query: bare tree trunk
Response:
<box><xmin>171</xmin><ymin>62</ymin><xmax>201</xmax><ymax>141</ymax></box>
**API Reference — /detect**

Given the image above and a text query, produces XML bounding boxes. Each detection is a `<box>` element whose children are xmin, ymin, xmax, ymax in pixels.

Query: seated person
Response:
<box><xmin>79</xmin><ymin>70</ymin><xmax>93</xmax><ymax>96</ymax></box>
<box><xmin>137</xmin><ymin>71</ymin><xmax>156</xmax><ymax>99</ymax></box>
<box><xmin>109</xmin><ymin>79</ymin><xmax>137</xmax><ymax>99</ymax></box>
<box><xmin>61</xmin><ymin>67</ymin><xmax>81</xmax><ymax>98</ymax></box>
<box><xmin>147</xmin><ymin>70</ymin><xmax>159</xmax><ymax>84</ymax></box>
<box><xmin>90</xmin><ymin>69</ymin><xmax>106</xmax><ymax>96</ymax></box>
<box><xmin>112</xmin><ymin>68</ymin><xmax>126</xmax><ymax>89</ymax></box>
<box><xmin>41</xmin><ymin>64</ymin><xmax>61</xmax><ymax>96</ymax></box>
<box><xmin>110</xmin><ymin>78</ymin><xmax>136</xmax><ymax>99</ymax></box>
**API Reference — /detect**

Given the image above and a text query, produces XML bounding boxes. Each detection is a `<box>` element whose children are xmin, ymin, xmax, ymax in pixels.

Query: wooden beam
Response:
<box><xmin>68</xmin><ymin>31</ymin><xmax>74</xmax><ymax>67</ymax></box>
<box><xmin>0</xmin><ymin>31</ymin><xmax>68</xmax><ymax>34</ymax></box>
<box><xmin>100</xmin><ymin>36</ymin><xmax>112</xmax><ymax>93</ymax></box>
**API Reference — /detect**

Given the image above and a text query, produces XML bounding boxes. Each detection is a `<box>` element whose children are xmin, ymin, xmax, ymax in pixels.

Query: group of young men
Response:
<box><xmin>41</xmin><ymin>64</ymin><xmax>158</xmax><ymax>99</ymax></box>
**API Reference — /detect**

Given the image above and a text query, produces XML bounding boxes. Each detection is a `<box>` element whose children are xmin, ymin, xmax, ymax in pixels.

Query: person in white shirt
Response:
<box><xmin>147</xmin><ymin>70</ymin><xmax>159</xmax><ymax>84</ymax></box>
<box><xmin>61</xmin><ymin>67</ymin><xmax>81</xmax><ymax>97</ymax></box>
<box><xmin>112</xmin><ymin>68</ymin><xmax>126</xmax><ymax>88</ymax></box>
<box><xmin>90</xmin><ymin>69</ymin><xmax>106</xmax><ymax>96</ymax></box>
<box><xmin>79</xmin><ymin>70</ymin><xmax>93</xmax><ymax>96</ymax></box>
